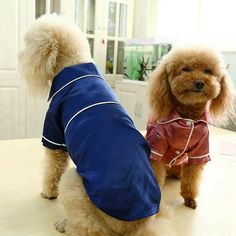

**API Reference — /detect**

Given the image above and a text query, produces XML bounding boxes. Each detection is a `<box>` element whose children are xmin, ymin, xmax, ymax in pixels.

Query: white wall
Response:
<box><xmin>223</xmin><ymin>52</ymin><xmax>236</xmax><ymax>87</ymax></box>
<box><xmin>132</xmin><ymin>0</ymin><xmax>157</xmax><ymax>38</ymax></box>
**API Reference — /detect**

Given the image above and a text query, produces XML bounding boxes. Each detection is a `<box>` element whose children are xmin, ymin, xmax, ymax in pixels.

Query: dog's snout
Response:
<box><xmin>194</xmin><ymin>80</ymin><xmax>204</xmax><ymax>90</ymax></box>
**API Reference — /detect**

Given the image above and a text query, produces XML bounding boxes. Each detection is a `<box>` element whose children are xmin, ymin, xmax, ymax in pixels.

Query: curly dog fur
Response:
<box><xmin>147</xmin><ymin>46</ymin><xmax>235</xmax><ymax>209</ymax></box>
<box><xmin>18</xmin><ymin>15</ymin><xmax>174</xmax><ymax>236</ymax></box>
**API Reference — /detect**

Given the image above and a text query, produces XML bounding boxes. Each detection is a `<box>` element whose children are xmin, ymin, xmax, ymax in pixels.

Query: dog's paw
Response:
<box><xmin>54</xmin><ymin>219</ymin><xmax>68</xmax><ymax>233</ymax></box>
<box><xmin>184</xmin><ymin>198</ymin><xmax>197</xmax><ymax>209</ymax></box>
<box><xmin>41</xmin><ymin>192</ymin><xmax>57</xmax><ymax>199</ymax></box>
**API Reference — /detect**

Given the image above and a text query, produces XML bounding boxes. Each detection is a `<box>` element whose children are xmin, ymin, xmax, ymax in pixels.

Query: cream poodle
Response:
<box><xmin>18</xmin><ymin>15</ymin><xmax>174</xmax><ymax>236</ymax></box>
<box><xmin>146</xmin><ymin>46</ymin><xmax>235</xmax><ymax>209</ymax></box>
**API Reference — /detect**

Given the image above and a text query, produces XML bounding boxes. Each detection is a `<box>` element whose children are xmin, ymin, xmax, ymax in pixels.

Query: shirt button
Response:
<box><xmin>175</xmin><ymin>150</ymin><xmax>180</xmax><ymax>155</ymax></box>
<box><xmin>186</xmin><ymin>120</ymin><xmax>192</xmax><ymax>126</ymax></box>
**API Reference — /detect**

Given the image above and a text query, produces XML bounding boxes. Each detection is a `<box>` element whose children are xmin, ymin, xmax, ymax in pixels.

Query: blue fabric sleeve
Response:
<box><xmin>42</xmin><ymin>111</ymin><xmax>67</xmax><ymax>151</ymax></box>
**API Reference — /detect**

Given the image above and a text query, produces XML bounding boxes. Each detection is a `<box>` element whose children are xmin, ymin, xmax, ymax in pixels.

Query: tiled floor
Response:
<box><xmin>0</xmin><ymin>127</ymin><xmax>236</xmax><ymax>236</ymax></box>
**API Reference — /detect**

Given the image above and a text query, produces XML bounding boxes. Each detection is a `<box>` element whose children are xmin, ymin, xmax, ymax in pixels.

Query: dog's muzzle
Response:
<box><xmin>194</xmin><ymin>80</ymin><xmax>204</xmax><ymax>91</ymax></box>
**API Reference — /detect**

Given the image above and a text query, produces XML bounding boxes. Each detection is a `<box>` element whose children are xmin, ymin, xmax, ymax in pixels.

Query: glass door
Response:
<box><xmin>75</xmin><ymin>0</ymin><xmax>96</xmax><ymax>57</ymax></box>
<box><xmin>35</xmin><ymin>0</ymin><xmax>61</xmax><ymax>18</ymax></box>
<box><xmin>106</xmin><ymin>1</ymin><xmax>128</xmax><ymax>76</ymax></box>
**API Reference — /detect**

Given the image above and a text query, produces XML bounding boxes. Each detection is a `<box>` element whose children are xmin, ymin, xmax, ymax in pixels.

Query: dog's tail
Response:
<box><xmin>131</xmin><ymin>218</ymin><xmax>175</xmax><ymax>236</ymax></box>
<box><xmin>130</xmin><ymin>202</ymin><xmax>175</xmax><ymax>236</ymax></box>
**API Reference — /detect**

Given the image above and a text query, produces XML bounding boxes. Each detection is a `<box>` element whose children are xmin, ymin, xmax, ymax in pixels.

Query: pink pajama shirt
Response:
<box><xmin>146</xmin><ymin>111</ymin><xmax>211</xmax><ymax>167</ymax></box>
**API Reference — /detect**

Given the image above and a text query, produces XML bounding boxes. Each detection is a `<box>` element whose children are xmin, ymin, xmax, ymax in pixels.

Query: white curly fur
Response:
<box><xmin>18</xmin><ymin>14</ymin><xmax>174</xmax><ymax>236</ymax></box>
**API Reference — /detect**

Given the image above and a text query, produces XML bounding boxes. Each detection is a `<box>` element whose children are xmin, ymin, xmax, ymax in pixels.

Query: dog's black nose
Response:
<box><xmin>194</xmin><ymin>80</ymin><xmax>204</xmax><ymax>91</ymax></box>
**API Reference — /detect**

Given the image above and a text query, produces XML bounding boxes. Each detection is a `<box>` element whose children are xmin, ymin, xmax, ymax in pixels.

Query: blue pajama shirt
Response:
<box><xmin>42</xmin><ymin>62</ymin><xmax>161</xmax><ymax>221</ymax></box>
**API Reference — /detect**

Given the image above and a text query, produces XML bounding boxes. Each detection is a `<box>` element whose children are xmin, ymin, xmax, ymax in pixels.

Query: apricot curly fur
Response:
<box><xmin>148</xmin><ymin>45</ymin><xmax>235</xmax><ymax>208</ymax></box>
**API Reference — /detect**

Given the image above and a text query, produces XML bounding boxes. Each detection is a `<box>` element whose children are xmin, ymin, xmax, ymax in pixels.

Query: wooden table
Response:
<box><xmin>1</xmin><ymin>127</ymin><xmax>236</xmax><ymax>236</ymax></box>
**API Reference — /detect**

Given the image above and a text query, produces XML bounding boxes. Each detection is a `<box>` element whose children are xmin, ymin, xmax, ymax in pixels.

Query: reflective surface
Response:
<box><xmin>88</xmin><ymin>38</ymin><xmax>94</xmax><ymax>57</ymax></box>
<box><xmin>35</xmin><ymin>0</ymin><xmax>60</xmax><ymax>18</ymax></box>
<box><xmin>50</xmin><ymin>0</ymin><xmax>60</xmax><ymax>14</ymax></box>
<box><xmin>116</xmin><ymin>41</ymin><xmax>124</xmax><ymax>74</ymax></box>
<box><xmin>118</xmin><ymin>4</ymin><xmax>127</xmax><ymax>37</ymax></box>
<box><xmin>108</xmin><ymin>1</ymin><xmax>116</xmax><ymax>37</ymax></box>
<box><xmin>75</xmin><ymin>0</ymin><xmax>85</xmax><ymax>30</ymax></box>
<box><xmin>106</xmin><ymin>40</ymin><xmax>115</xmax><ymax>74</ymax></box>
<box><xmin>35</xmin><ymin>0</ymin><xmax>46</xmax><ymax>18</ymax></box>
<box><xmin>86</xmin><ymin>0</ymin><xmax>95</xmax><ymax>34</ymax></box>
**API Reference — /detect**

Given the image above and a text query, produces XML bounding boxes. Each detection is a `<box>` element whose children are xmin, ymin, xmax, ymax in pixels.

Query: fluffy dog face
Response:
<box><xmin>149</xmin><ymin>46</ymin><xmax>235</xmax><ymax>122</ymax></box>
<box><xmin>166</xmin><ymin>49</ymin><xmax>223</xmax><ymax>105</ymax></box>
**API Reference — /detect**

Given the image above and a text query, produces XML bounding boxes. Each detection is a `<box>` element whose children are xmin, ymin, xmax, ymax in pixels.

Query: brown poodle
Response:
<box><xmin>18</xmin><ymin>15</ymin><xmax>174</xmax><ymax>236</ymax></box>
<box><xmin>146</xmin><ymin>46</ymin><xmax>235</xmax><ymax>209</ymax></box>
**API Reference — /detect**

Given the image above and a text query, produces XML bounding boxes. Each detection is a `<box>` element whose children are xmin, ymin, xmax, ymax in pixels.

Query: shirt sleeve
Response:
<box><xmin>146</xmin><ymin>122</ymin><xmax>168</xmax><ymax>161</ymax></box>
<box><xmin>188</xmin><ymin>129</ymin><xmax>210</xmax><ymax>164</ymax></box>
<box><xmin>42</xmin><ymin>111</ymin><xmax>67</xmax><ymax>151</ymax></box>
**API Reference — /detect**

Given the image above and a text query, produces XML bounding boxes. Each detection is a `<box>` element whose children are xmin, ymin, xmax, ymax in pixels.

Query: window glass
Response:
<box><xmin>86</xmin><ymin>0</ymin><xmax>95</xmax><ymax>34</ymax></box>
<box><xmin>75</xmin><ymin>0</ymin><xmax>85</xmax><ymax>30</ymax></box>
<box><xmin>116</xmin><ymin>41</ymin><xmax>124</xmax><ymax>74</ymax></box>
<box><xmin>50</xmin><ymin>0</ymin><xmax>60</xmax><ymax>14</ymax></box>
<box><xmin>88</xmin><ymin>38</ymin><xmax>94</xmax><ymax>57</ymax></box>
<box><xmin>106</xmin><ymin>40</ymin><xmax>115</xmax><ymax>74</ymax></box>
<box><xmin>118</xmin><ymin>4</ymin><xmax>127</xmax><ymax>37</ymax></box>
<box><xmin>108</xmin><ymin>2</ymin><xmax>116</xmax><ymax>36</ymax></box>
<box><xmin>35</xmin><ymin>0</ymin><xmax>46</xmax><ymax>19</ymax></box>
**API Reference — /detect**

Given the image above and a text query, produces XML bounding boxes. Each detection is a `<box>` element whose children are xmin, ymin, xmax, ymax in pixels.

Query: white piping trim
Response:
<box><xmin>42</xmin><ymin>136</ymin><xmax>66</xmax><ymax>147</ymax></box>
<box><xmin>168</xmin><ymin>119</ymin><xmax>195</xmax><ymax>166</ymax></box>
<box><xmin>64</xmin><ymin>101</ymin><xmax>119</xmax><ymax>133</ymax></box>
<box><xmin>151</xmin><ymin>150</ymin><xmax>164</xmax><ymax>157</ymax></box>
<box><xmin>158</xmin><ymin>118</ymin><xmax>210</xmax><ymax>125</ymax></box>
<box><xmin>196</xmin><ymin>119</ymin><xmax>212</xmax><ymax>125</ymax></box>
<box><xmin>49</xmin><ymin>75</ymin><xmax>103</xmax><ymax>102</ymax></box>
<box><xmin>157</xmin><ymin>117</ymin><xmax>182</xmax><ymax>125</ymax></box>
<box><xmin>189</xmin><ymin>153</ymin><xmax>210</xmax><ymax>159</ymax></box>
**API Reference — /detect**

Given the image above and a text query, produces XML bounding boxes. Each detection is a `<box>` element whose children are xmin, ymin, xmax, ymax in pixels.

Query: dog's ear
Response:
<box><xmin>148</xmin><ymin>62</ymin><xmax>172</xmax><ymax>120</ymax></box>
<box><xmin>209</xmin><ymin>71</ymin><xmax>235</xmax><ymax>123</ymax></box>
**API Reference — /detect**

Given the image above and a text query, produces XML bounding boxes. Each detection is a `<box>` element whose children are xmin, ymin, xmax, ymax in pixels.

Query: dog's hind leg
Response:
<box><xmin>180</xmin><ymin>163</ymin><xmax>205</xmax><ymax>209</ymax></box>
<box><xmin>58</xmin><ymin>168</ymin><xmax>116</xmax><ymax>236</ymax></box>
<box><xmin>41</xmin><ymin>148</ymin><xmax>69</xmax><ymax>199</ymax></box>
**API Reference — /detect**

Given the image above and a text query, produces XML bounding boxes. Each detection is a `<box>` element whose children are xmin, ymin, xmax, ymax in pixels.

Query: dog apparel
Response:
<box><xmin>42</xmin><ymin>62</ymin><xmax>161</xmax><ymax>221</ymax></box>
<box><xmin>146</xmin><ymin>110</ymin><xmax>211</xmax><ymax>167</ymax></box>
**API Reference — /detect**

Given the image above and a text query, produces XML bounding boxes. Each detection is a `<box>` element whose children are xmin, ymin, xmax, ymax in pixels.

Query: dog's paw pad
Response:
<box><xmin>54</xmin><ymin>219</ymin><xmax>68</xmax><ymax>233</ymax></box>
<box><xmin>184</xmin><ymin>198</ymin><xmax>197</xmax><ymax>209</ymax></box>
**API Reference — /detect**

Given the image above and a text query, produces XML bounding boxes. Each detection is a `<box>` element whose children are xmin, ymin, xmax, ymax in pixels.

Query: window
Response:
<box><xmin>35</xmin><ymin>0</ymin><xmax>60</xmax><ymax>18</ymax></box>
<box><xmin>106</xmin><ymin>1</ymin><xmax>128</xmax><ymax>75</ymax></box>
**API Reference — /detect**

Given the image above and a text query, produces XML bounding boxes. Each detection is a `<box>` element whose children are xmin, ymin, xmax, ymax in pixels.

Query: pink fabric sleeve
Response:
<box><xmin>188</xmin><ymin>131</ymin><xmax>211</xmax><ymax>164</ymax></box>
<box><xmin>146</xmin><ymin>123</ymin><xmax>168</xmax><ymax>161</ymax></box>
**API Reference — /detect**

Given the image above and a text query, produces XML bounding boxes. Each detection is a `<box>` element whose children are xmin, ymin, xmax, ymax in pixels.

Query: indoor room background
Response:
<box><xmin>1</xmin><ymin>0</ymin><xmax>236</xmax><ymax>140</ymax></box>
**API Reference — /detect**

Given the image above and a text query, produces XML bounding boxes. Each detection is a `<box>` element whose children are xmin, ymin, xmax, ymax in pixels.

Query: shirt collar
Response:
<box><xmin>159</xmin><ymin>110</ymin><xmax>212</xmax><ymax>124</ymax></box>
<box><xmin>48</xmin><ymin>62</ymin><xmax>103</xmax><ymax>101</ymax></box>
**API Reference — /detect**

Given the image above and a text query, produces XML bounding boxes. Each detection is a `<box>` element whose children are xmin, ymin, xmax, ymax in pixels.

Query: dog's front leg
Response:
<box><xmin>41</xmin><ymin>148</ymin><xmax>69</xmax><ymax>199</ymax></box>
<box><xmin>150</xmin><ymin>159</ymin><xmax>167</xmax><ymax>188</ymax></box>
<box><xmin>180</xmin><ymin>163</ymin><xmax>205</xmax><ymax>209</ymax></box>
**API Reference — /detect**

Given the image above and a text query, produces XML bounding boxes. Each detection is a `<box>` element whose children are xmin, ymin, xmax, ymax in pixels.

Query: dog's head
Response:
<box><xmin>149</xmin><ymin>46</ymin><xmax>235</xmax><ymax>123</ymax></box>
<box><xmin>18</xmin><ymin>14</ymin><xmax>92</xmax><ymax>94</ymax></box>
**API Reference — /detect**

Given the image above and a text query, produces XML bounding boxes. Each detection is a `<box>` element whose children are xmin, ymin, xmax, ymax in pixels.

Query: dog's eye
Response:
<box><xmin>181</xmin><ymin>67</ymin><xmax>192</xmax><ymax>72</ymax></box>
<box><xmin>203</xmin><ymin>68</ymin><xmax>212</xmax><ymax>75</ymax></box>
